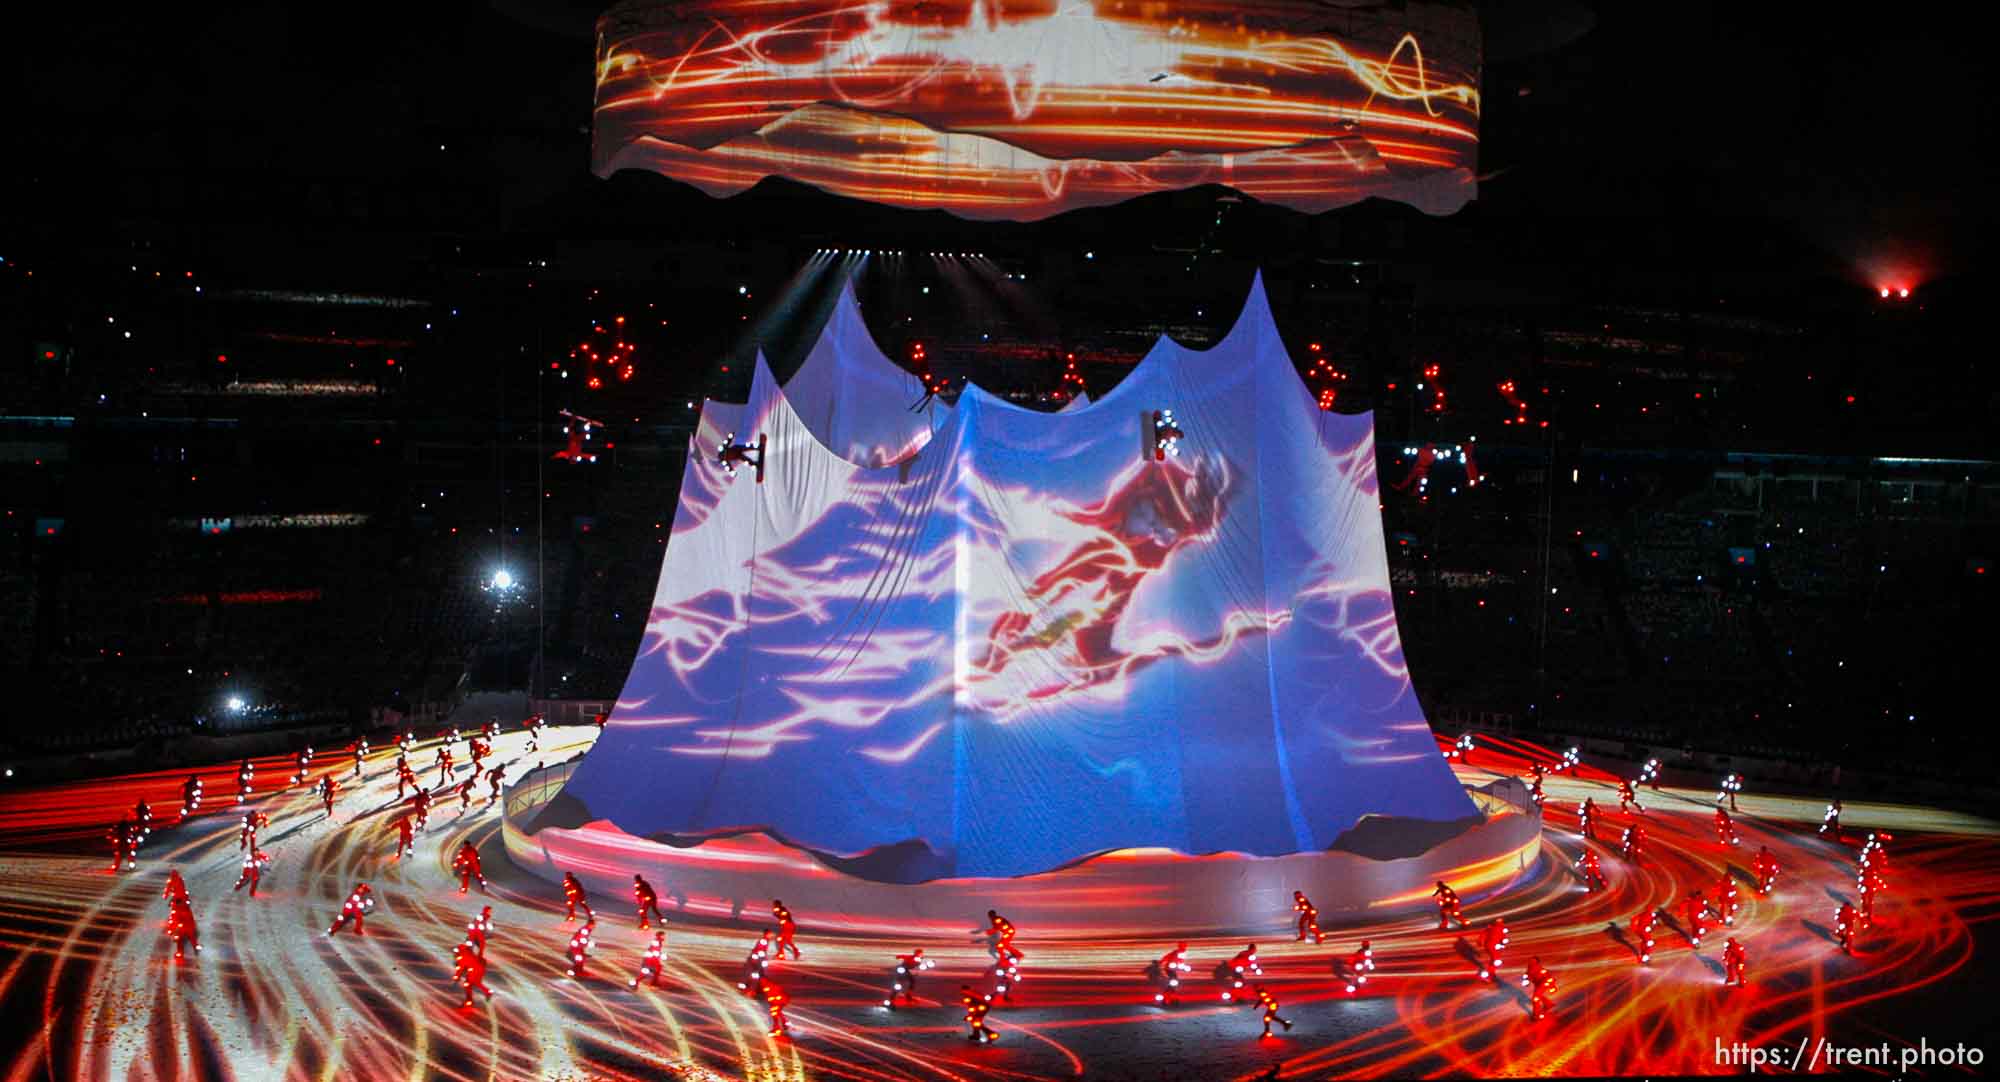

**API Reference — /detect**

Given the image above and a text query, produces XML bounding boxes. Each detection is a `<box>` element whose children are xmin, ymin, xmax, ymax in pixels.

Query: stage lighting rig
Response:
<box><xmin>718</xmin><ymin>433</ymin><xmax>767</xmax><ymax>483</ymax></box>
<box><xmin>1151</xmin><ymin>410</ymin><xmax>1184</xmax><ymax>460</ymax></box>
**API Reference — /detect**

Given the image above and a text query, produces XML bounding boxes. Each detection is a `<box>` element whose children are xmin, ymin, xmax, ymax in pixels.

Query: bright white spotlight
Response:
<box><xmin>492</xmin><ymin>570</ymin><xmax>515</xmax><ymax>590</ymax></box>
<box><xmin>227</xmin><ymin>696</ymin><xmax>246</xmax><ymax>712</ymax></box>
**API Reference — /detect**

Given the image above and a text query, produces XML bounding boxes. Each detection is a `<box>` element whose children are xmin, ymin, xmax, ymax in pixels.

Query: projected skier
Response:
<box><xmin>969</xmin><ymin>456</ymin><xmax>1235</xmax><ymax>700</ymax></box>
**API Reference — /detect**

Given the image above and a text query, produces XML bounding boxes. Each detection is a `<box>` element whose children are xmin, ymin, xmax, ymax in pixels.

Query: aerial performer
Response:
<box><xmin>1715</xmin><ymin>806</ymin><xmax>1740</xmax><ymax>847</ymax></box>
<box><xmin>562</xmin><ymin>871</ymin><xmax>593</xmax><ymax>922</ymax></box>
<box><xmin>1150</xmin><ymin>943</ymin><xmax>1191</xmax><ymax>1004</ymax></box>
<box><xmin>232</xmin><ymin>845</ymin><xmax>271</xmax><ymax>896</ymax></box>
<box><xmin>1618</xmin><ymin>777</ymin><xmax>1643</xmax><ymax>814</ymax></box>
<box><xmin>1340</xmin><ymin>940</ymin><xmax>1377</xmax><ymax>993</ymax></box>
<box><xmin>886</xmin><ymin>948</ymin><xmax>935</xmax><ymax>1007</ymax></box>
<box><xmin>1479</xmin><ymin>917</ymin><xmax>1510</xmax><ymax>980</ymax></box>
<box><xmin>452</xmin><ymin>941</ymin><xmax>494</xmax><ymax>1007</ymax></box>
<box><xmin>1577</xmin><ymin>797</ymin><xmax>1598</xmax><ymax>840</ymax></box>
<box><xmin>960</xmin><ymin>985</ymin><xmax>999</xmax><ymax>1043</ymax></box>
<box><xmin>633</xmin><ymin>875</ymin><xmax>664</xmax><ymax>929</ymax></box>
<box><xmin>630</xmin><ymin>930</ymin><xmax>670</xmax><ymax>989</ymax></box>
<box><xmin>1717</xmin><ymin>772</ymin><xmax>1742</xmax><ymax>812</ymax></box>
<box><xmin>772</xmin><ymin>899</ymin><xmax>801</xmax><ymax>959</ymax></box>
<box><xmin>453</xmin><ymin>840</ymin><xmax>487</xmax><ymax>894</ymax></box>
<box><xmin>1293</xmin><ymin>891</ymin><xmax>1323</xmax><ymax>944</ymax></box>
<box><xmin>1576</xmin><ymin>849</ymin><xmax>1607</xmax><ymax>893</ymax></box>
<box><xmin>1752</xmin><ymin>846</ymin><xmax>1780</xmax><ymax>895</ymax></box>
<box><xmin>564</xmin><ymin>918</ymin><xmax>597</xmax><ymax>979</ymax></box>
<box><xmin>1434</xmin><ymin>880</ymin><xmax>1470</xmax><ymax>929</ymax></box>
<box><xmin>1222</xmin><ymin>944</ymin><xmax>1263</xmax><ymax>1000</ymax></box>
<box><xmin>1722</xmin><ymin>936</ymin><xmax>1748</xmax><ymax>987</ymax></box>
<box><xmin>1251</xmin><ymin>985</ymin><xmax>1293</xmax><ymax>1037</ymax></box>
<box><xmin>1522</xmin><ymin>958</ymin><xmax>1557</xmax><ymax>1021</ymax></box>
<box><xmin>326</xmin><ymin>882</ymin><xmax>374</xmax><ymax>936</ymax></box>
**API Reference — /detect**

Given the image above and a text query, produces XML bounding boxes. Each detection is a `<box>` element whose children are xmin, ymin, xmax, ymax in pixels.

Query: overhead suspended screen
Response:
<box><xmin>555</xmin><ymin>273</ymin><xmax>1477</xmax><ymax>881</ymax></box>
<box><xmin>591</xmin><ymin>0</ymin><xmax>1482</xmax><ymax>220</ymax></box>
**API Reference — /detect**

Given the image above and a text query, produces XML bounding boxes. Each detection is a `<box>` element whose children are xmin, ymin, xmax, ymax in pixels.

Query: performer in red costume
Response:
<box><xmin>984</xmin><ymin>910</ymin><xmax>1023</xmax><ymax>964</ymax></box>
<box><xmin>1713</xmin><ymin>872</ymin><xmax>1741</xmax><ymax>925</ymax></box>
<box><xmin>1620</xmin><ymin>823</ymin><xmax>1647</xmax><ymax>864</ymax></box>
<box><xmin>316</xmin><ymin>775</ymin><xmax>338</xmax><ymax>819</ymax></box>
<box><xmin>455</xmin><ymin>774</ymin><xmax>476</xmax><ymax>811</ymax></box>
<box><xmin>391</xmin><ymin>817</ymin><xmax>415</xmax><ymax>860</ymax></box>
<box><xmin>772</xmin><ymin>899</ymin><xmax>801</xmax><ymax>959</ymax></box>
<box><xmin>1722</xmin><ymin>936</ymin><xmax>1748</xmax><ymax>987</ymax></box>
<box><xmin>1577</xmin><ymin>797</ymin><xmax>1598</xmax><ymax>840</ymax></box>
<box><xmin>288</xmin><ymin>746</ymin><xmax>313</xmax><ymax>788</ymax></box>
<box><xmin>884</xmin><ymin>948</ymin><xmax>935</xmax><ymax>1008</ymax></box>
<box><xmin>107</xmin><ymin>820</ymin><xmax>138</xmax><ymax>873</ymax></box>
<box><xmin>452</xmin><ymin>941</ymin><xmax>493</xmax><ymax>1007</ymax></box>
<box><xmin>465</xmin><ymin>905</ymin><xmax>493</xmax><ymax>956</ymax></box>
<box><xmin>486</xmin><ymin>763</ymin><xmax>506</xmax><ymax>805</ymax></box>
<box><xmin>1859</xmin><ymin>831</ymin><xmax>1891</xmax><ymax>875</ymax></box>
<box><xmin>453</xmin><ymin>840</ymin><xmax>487</xmax><ymax>894</ymax></box>
<box><xmin>1683</xmin><ymin>890</ymin><xmax>1709</xmax><ymax>947</ymax></box>
<box><xmin>468</xmin><ymin>738</ymin><xmax>488</xmax><ymax>776</ymax></box>
<box><xmin>759</xmin><ymin>981</ymin><xmax>791</xmax><ymax>1038</ymax></box>
<box><xmin>738</xmin><ymin>931</ymin><xmax>773</xmax><ymax>993</ymax></box>
<box><xmin>967</xmin><ymin>457</ymin><xmax>1234</xmax><ymax>701</ymax></box>
<box><xmin>960</xmin><ymin>986</ymin><xmax>999</xmax><ymax>1043</ymax></box>
<box><xmin>180</xmin><ymin>774</ymin><xmax>203</xmax><ymax>819</ymax></box>
<box><xmin>1340</xmin><ymin>940</ymin><xmax>1376</xmax><ymax>993</ymax></box>
<box><xmin>1834</xmin><ymin>901</ymin><xmax>1859</xmax><ymax>954</ymax></box>
<box><xmin>562</xmin><ymin>872</ymin><xmax>592</xmax><ymax>922</ymax></box>
<box><xmin>632</xmin><ymin>875</ymin><xmax>664</xmax><ymax>929</ymax></box>
<box><xmin>1857</xmin><ymin>865</ymin><xmax>1886</xmax><ymax>927</ymax></box>
<box><xmin>1292</xmin><ymin>891</ymin><xmax>1323</xmax><ymax>944</ymax></box>
<box><xmin>1577</xmin><ymin>849</ymin><xmax>1607</xmax><ymax>893</ymax></box>
<box><xmin>1222</xmin><ymin>944</ymin><xmax>1263</xmax><ymax>1000</ymax></box>
<box><xmin>1479</xmin><ymin>917</ymin><xmax>1510</xmax><ymax>980</ymax></box>
<box><xmin>1632</xmin><ymin>907</ymin><xmax>1658</xmax><ymax>964</ymax></box>
<box><xmin>1752</xmin><ymin>846</ymin><xmax>1780</xmax><ymax>895</ymax></box>
<box><xmin>167</xmin><ymin>896</ymin><xmax>200</xmax><ymax>961</ymax></box>
<box><xmin>564</xmin><ymin>918</ymin><xmax>596</xmax><ymax>979</ymax></box>
<box><xmin>1434</xmin><ymin>880</ymin><xmax>1470</xmax><ymax>929</ymax></box>
<box><xmin>1251</xmin><ymin>985</ymin><xmax>1293</xmax><ymax>1037</ymax></box>
<box><xmin>434</xmin><ymin>746</ymin><xmax>454</xmax><ymax>786</ymax></box>
<box><xmin>162</xmin><ymin>868</ymin><xmax>188</xmax><ymax>908</ymax></box>
<box><xmin>238</xmin><ymin>811</ymin><xmax>267</xmax><ymax>851</ymax></box>
<box><xmin>395</xmin><ymin>755</ymin><xmax>417</xmax><ymax>800</ymax></box>
<box><xmin>232</xmin><ymin>845</ymin><xmax>270</xmax><ymax>896</ymax></box>
<box><xmin>630</xmin><ymin>931</ymin><xmax>669</xmax><ymax>989</ymax></box>
<box><xmin>1714</xmin><ymin>807</ymin><xmax>1740</xmax><ymax>847</ymax></box>
<box><xmin>1522</xmin><ymin>959</ymin><xmax>1557</xmax><ymax>1021</ymax></box>
<box><xmin>1150</xmin><ymin>943</ymin><xmax>1191</xmax><ymax>1004</ymax></box>
<box><xmin>1528</xmin><ymin>771</ymin><xmax>1545</xmax><ymax>809</ymax></box>
<box><xmin>1618</xmin><ymin>778</ymin><xmax>1643</xmax><ymax>814</ymax></box>
<box><xmin>326</xmin><ymin>883</ymin><xmax>374</xmax><ymax>936</ymax></box>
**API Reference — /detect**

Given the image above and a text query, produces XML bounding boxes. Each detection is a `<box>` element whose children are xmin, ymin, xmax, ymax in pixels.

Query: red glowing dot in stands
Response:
<box><xmin>43</xmin><ymin>350</ymin><xmax>55</xmax><ymax>359</ymax></box>
<box><xmin>45</xmin><ymin>527</ymin><xmax>56</xmax><ymax>536</ymax></box>
<box><xmin>385</xmin><ymin>358</ymin><xmax>397</xmax><ymax>367</ymax></box>
<box><xmin>1386</xmin><ymin>382</ymin><xmax>1397</xmax><ymax>391</ymax></box>
<box><xmin>216</xmin><ymin>354</ymin><xmax>227</xmax><ymax>363</ymax></box>
<box><xmin>1846</xmin><ymin>395</ymin><xmax>1856</xmax><ymax>403</ymax></box>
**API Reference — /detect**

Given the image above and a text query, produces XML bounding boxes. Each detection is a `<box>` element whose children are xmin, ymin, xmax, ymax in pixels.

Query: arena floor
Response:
<box><xmin>1</xmin><ymin>727</ymin><xmax>1994</xmax><ymax>1080</ymax></box>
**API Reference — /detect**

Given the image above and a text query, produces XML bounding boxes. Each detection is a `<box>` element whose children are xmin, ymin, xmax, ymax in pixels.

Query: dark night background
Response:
<box><xmin>2</xmin><ymin>2</ymin><xmax>1995</xmax><ymax>804</ymax></box>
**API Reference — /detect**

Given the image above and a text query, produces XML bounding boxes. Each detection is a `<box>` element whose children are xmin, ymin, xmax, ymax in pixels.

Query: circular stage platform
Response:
<box><xmin>503</xmin><ymin>761</ymin><xmax>1543</xmax><ymax>938</ymax></box>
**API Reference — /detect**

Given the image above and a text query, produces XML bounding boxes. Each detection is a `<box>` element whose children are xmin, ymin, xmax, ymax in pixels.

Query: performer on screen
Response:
<box><xmin>562</xmin><ymin>872</ymin><xmax>592</xmax><ymax>922</ymax></box>
<box><xmin>886</xmin><ymin>948</ymin><xmax>934</xmax><ymax>1007</ymax></box>
<box><xmin>453</xmin><ymin>840</ymin><xmax>486</xmax><ymax>894</ymax></box>
<box><xmin>1293</xmin><ymin>891</ymin><xmax>1323</xmax><ymax>944</ymax></box>
<box><xmin>630</xmin><ymin>930</ymin><xmax>669</xmax><ymax>989</ymax></box>
<box><xmin>326</xmin><ymin>883</ymin><xmax>374</xmax><ymax>936</ymax></box>
<box><xmin>772</xmin><ymin>899</ymin><xmax>800</xmax><ymax>959</ymax></box>
<box><xmin>398</xmin><ymin>731</ymin><xmax>414</xmax><ymax>757</ymax></box>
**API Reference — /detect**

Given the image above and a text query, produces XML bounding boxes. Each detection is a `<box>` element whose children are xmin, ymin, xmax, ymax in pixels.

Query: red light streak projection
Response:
<box><xmin>592</xmin><ymin>0</ymin><xmax>1480</xmax><ymax>219</ymax></box>
<box><xmin>0</xmin><ymin>730</ymin><xmax>1994</xmax><ymax>1079</ymax></box>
